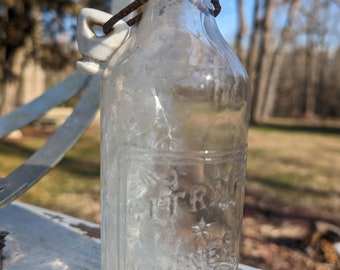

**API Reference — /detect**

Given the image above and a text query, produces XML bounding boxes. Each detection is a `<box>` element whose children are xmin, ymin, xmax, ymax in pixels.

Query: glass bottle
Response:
<box><xmin>101</xmin><ymin>0</ymin><xmax>251</xmax><ymax>269</ymax></box>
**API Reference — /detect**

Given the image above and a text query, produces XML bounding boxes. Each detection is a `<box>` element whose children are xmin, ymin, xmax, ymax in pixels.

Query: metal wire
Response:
<box><xmin>103</xmin><ymin>0</ymin><xmax>221</xmax><ymax>34</ymax></box>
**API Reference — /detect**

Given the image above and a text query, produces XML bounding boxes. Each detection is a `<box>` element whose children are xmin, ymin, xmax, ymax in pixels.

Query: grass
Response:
<box><xmin>246</xmin><ymin>124</ymin><xmax>340</xmax><ymax>221</ymax></box>
<box><xmin>0</xmin><ymin>125</ymin><xmax>101</xmax><ymax>223</ymax></box>
<box><xmin>1</xmin><ymin>122</ymin><xmax>339</xmax><ymax>224</ymax></box>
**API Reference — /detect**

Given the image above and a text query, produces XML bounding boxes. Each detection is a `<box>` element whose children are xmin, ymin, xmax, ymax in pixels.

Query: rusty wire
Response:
<box><xmin>103</xmin><ymin>0</ymin><xmax>222</xmax><ymax>34</ymax></box>
<box><xmin>210</xmin><ymin>0</ymin><xmax>221</xmax><ymax>17</ymax></box>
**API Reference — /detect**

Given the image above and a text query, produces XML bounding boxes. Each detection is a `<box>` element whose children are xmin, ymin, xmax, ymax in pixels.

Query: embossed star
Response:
<box><xmin>190</xmin><ymin>217</ymin><xmax>214</xmax><ymax>241</ymax></box>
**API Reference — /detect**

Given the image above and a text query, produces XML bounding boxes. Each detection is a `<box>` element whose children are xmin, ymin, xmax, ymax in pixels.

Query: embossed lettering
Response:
<box><xmin>190</xmin><ymin>185</ymin><xmax>207</xmax><ymax>212</ymax></box>
<box><xmin>171</xmin><ymin>191</ymin><xmax>186</xmax><ymax>216</ymax></box>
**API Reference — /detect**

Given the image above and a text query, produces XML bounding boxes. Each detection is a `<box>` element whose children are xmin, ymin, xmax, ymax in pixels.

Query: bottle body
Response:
<box><xmin>101</xmin><ymin>0</ymin><xmax>250</xmax><ymax>269</ymax></box>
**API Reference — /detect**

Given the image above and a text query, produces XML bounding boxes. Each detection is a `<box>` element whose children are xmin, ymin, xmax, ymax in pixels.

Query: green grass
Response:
<box><xmin>1</xmin><ymin>123</ymin><xmax>339</xmax><ymax>223</ymax></box>
<box><xmin>246</xmin><ymin>124</ymin><xmax>340</xmax><ymax>220</ymax></box>
<box><xmin>0</xmin><ymin>126</ymin><xmax>101</xmax><ymax>223</ymax></box>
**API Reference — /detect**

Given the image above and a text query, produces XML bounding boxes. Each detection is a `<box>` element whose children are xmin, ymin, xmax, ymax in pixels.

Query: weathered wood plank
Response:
<box><xmin>0</xmin><ymin>202</ymin><xmax>259</xmax><ymax>269</ymax></box>
<box><xmin>0</xmin><ymin>76</ymin><xmax>100</xmax><ymax>210</ymax></box>
<box><xmin>0</xmin><ymin>202</ymin><xmax>100</xmax><ymax>270</ymax></box>
<box><xmin>0</xmin><ymin>71</ymin><xmax>89</xmax><ymax>139</ymax></box>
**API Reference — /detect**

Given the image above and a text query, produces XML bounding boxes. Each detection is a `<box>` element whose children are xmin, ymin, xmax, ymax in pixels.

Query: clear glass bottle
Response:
<box><xmin>101</xmin><ymin>0</ymin><xmax>251</xmax><ymax>269</ymax></box>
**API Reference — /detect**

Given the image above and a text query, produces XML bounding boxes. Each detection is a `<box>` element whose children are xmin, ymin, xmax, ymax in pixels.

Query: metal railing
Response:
<box><xmin>0</xmin><ymin>72</ymin><xmax>100</xmax><ymax>210</ymax></box>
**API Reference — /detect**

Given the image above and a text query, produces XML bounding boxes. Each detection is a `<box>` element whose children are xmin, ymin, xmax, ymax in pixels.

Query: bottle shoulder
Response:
<box><xmin>105</xmin><ymin>31</ymin><xmax>245</xmax><ymax>81</ymax></box>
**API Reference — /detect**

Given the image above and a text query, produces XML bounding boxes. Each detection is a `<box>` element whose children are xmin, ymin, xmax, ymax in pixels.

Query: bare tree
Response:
<box><xmin>261</xmin><ymin>0</ymin><xmax>301</xmax><ymax>119</ymax></box>
<box><xmin>301</xmin><ymin>0</ymin><xmax>332</xmax><ymax>119</ymax></box>
<box><xmin>245</xmin><ymin>0</ymin><xmax>261</xmax><ymax>123</ymax></box>
<box><xmin>249</xmin><ymin>0</ymin><xmax>275</xmax><ymax>123</ymax></box>
<box><xmin>0</xmin><ymin>0</ymin><xmax>107</xmax><ymax>115</ymax></box>
<box><xmin>245</xmin><ymin>0</ymin><xmax>260</xmax><ymax>74</ymax></box>
<box><xmin>0</xmin><ymin>1</ymin><xmax>35</xmax><ymax>115</ymax></box>
<box><xmin>234</xmin><ymin>0</ymin><xmax>246</xmax><ymax>61</ymax></box>
<box><xmin>20</xmin><ymin>4</ymin><xmax>45</xmax><ymax>105</ymax></box>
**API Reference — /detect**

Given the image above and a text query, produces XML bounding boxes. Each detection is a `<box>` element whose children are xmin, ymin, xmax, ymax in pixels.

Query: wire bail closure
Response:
<box><xmin>103</xmin><ymin>0</ymin><xmax>221</xmax><ymax>34</ymax></box>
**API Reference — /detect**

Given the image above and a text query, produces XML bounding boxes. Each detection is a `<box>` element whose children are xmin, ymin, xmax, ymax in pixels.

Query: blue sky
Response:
<box><xmin>215</xmin><ymin>0</ymin><xmax>340</xmax><ymax>49</ymax></box>
<box><xmin>64</xmin><ymin>0</ymin><xmax>338</xmax><ymax>49</ymax></box>
<box><xmin>216</xmin><ymin>1</ymin><xmax>254</xmax><ymax>45</ymax></box>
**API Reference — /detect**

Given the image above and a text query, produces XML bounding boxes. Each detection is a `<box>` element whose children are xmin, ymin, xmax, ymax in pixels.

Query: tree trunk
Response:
<box><xmin>21</xmin><ymin>60</ymin><xmax>46</xmax><ymax>104</ymax></box>
<box><xmin>0</xmin><ymin>48</ymin><xmax>26</xmax><ymax>115</ymax></box>
<box><xmin>262</xmin><ymin>0</ymin><xmax>301</xmax><ymax>119</ymax></box>
<box><xmin>21</xmin><ymin>3</ymin><xmax>45</xmax><ymax>105</ymax></box>
<box><xmin>245</xmin><ymin>0</ymin><xmax>260</xmax><ymax>72</ymax></box>
<box><xmin>234</xmin><ymin>0</ymin><xmax>245</xmax><ymax>61</ymax></box>
<box><xmin>302</xmin><ymin>0</ymin><xmax>329</xmax><ymax>120</ymax></box>
<box><xmin>304</xmin><ymin>45</ymin><xmax>317</xmax><ymax>119</ymax></box>
<box><xmin>251</xmin><ymin>0</ymin><xmax>274</xmax><ymax>123</ymax></box>
<box><xmin>246</xmin><ymin>0</ymin><xmax>260</xmax><ymax>123</ymax></box>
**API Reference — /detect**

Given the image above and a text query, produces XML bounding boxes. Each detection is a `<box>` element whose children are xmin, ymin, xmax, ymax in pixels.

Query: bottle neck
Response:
<box><xmin>139</xmin><ymin>0</ymin><xmax>214</xmax><ymax>30</ymax></box>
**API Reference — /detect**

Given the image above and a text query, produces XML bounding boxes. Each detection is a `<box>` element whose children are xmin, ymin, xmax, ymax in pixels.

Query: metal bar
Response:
<box><xmin>0</xmin><ymin>71</ymin><xmax>89</xmax><ymax>139</ymax></box>
<box><xmin>0</xmin><ymin>76</ymin><xmax>100</xmax><ymax>210</ymax></box>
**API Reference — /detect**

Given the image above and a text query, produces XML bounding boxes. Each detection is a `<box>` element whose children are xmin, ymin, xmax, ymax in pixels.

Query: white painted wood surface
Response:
<box><xmin>0</xmin><ymin>202</ymin><xmax>100</xmax><ymax>270</ymax></box>
<box><xmin>0</xmin><ymin>202</ymin><xmax>259</xmax><ymax>269</ymax></box>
